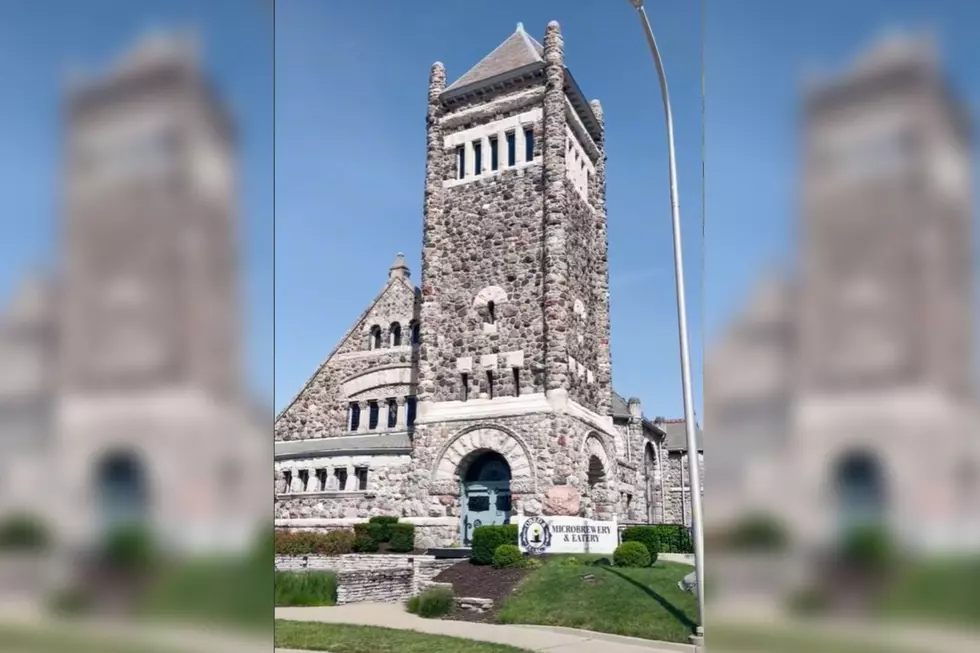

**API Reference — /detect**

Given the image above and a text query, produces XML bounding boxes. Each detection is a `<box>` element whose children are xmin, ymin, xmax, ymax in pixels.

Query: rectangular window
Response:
<box><xmin>283</xmin><ymin>470</ymin><xmax>293</xmax><ymax>492</ymax></box>
<box><xmin>461</xmin><ymin>373</ymin><xmax>469</xmax><ymax>401</ymax></box>
<box><xmin>455</xmin><ymin>144</ymin><xmax>465</xmax><ymax>179</ymax></box>
<box><xmin>487</xmin><ymin>371</ymin><xmax>495</xmax><ymax>399</ymax></box>
<box><xmin>512</xmin><ymin>368</ymin><xmax>521</xmax><ymax>397</ymax></box>
<box><xmin>355</xmin><ymin>467</ymin><xmax>368</xmax><ymax>491</ymax></box>
<box><xmin>298</xmin><ymin>469</ymin><xmax>310</xmax><ymax>492</ymax></box>
<box><xmin>334</xmin><ymin>468</ymin><xmax>348</xmax><ymax>491</ymax></box>
<box><xmin>524</xmin><ymin>127</ymin><xmax>534</xmax><ymax>162</ymax></box>
<box><xmin>406</xmin><ymin>397</ymin><xmax>417</xmax><ymax>426</ymax></box>
<box><xmin>348</xmin><ymin>402</ymin><xmax>360</xmax><ymax>431</ymax></box>
<box><xmin>506</xmin><ymin>132</ymin><xmax>516</xmax><ymax>166</ymax></box>
<box><xmin>316</xmin><ymin>468</ymin><xmax>328</xmax><ymax>492</ymax></box>
<box><xmin>473</xmin><ymin>140</ymin><xmax>482</xmax><ymax>175</ymax></box>
<box><xmin>368</xmin><ymin>401</ymin><xmax>379</xmax><ymax>430</ymax></box>
<box><xmin>387</xmin><ymin>400</ymin><xmax>398</xmax><ymax>428</ymax></box>
<box><xmin>489</xmin><ymin>136</ymin><xmax>499</xmax><ymax>171</ymax></box>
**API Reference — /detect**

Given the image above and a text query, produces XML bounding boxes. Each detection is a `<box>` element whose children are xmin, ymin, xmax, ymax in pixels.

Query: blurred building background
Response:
<box><xmin>0</xmin><ymin>32</ymin><xmax>269</xmax><ymax>560</ymax></box>
<box><xmin>706</xmin><ymin>28</ymin><xmax>980</xmax><ymax>608</ymax></box>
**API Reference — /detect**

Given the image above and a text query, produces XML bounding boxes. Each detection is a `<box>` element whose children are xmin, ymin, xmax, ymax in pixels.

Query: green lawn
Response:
<box><xmin>274</xmin><ymin>621</ymin><xmax>532</xmax><ymax>653</ymax></box>
<box><xmin>497</xmin><ymin>557</ymin><xmax>698</xmax><ymax>643</ymax></box>
<box><xmin>707</xmin><ymin>625</ymin><xmax>929</xmax><ymax>653</ymax></box>
<box><xmin>0</xmin><ymin>624</ymin><xmax>184</xmax><ymax>653</ymax></box>
<box><xmin>877</xmin><ymin>556</ymin><xmax>980</xmax><ymax>628</ymax></box>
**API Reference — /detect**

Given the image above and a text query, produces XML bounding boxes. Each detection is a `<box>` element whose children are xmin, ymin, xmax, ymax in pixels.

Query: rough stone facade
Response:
<box><xmin>274</xmin><ymin>21</ymin><xmax>704</xmax><ymax>548</ymax></box>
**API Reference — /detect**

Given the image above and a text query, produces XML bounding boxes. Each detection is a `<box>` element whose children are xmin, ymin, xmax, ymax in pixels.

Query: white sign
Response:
<box><xmin>517</xmin><ymin>516</ymin><xmax>618</xmax><ymax>555</ymax></box>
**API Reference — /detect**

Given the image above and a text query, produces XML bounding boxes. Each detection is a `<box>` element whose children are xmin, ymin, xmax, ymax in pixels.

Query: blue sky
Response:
<box><xmin>0</xmin><ymin>0</ymin><xmax>273</xmax><ymax>401</ymax></box>
<box><xmin>275</xmin><ymin>0</ymin><xmax>705</xmax><ymax>418</ymax></box>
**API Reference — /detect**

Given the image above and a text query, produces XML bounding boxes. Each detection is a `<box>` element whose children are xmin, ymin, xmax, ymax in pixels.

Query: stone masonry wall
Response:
<box><xmin>663</xmin><ymin>451</ymin><xmax>705</xmax><ymax>525</ymax></box>
<box><xmin>276</xmin><ymin>278</ymin><xmax>419</xmax><ymax>441</ymax></box>
<box><xmin>336</xmin><ymin>567</ymin><xmax>414</xmax><ymax>604</ymax></box>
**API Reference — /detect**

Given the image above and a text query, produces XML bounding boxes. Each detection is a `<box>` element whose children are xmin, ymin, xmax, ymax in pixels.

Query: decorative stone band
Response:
<box><xmin>415</xmin><ymin>389</ymin><xmax>618</xmax><ymax>439</ymax></box>
<box><xmin>275</xmin><ymin>516</ymin><xmax>458</xmax><ymax>529</ymax></box>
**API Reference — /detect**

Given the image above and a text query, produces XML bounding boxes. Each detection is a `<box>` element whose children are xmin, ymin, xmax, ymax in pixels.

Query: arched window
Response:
<box><xmin>410</xmin><ymin>320</ymin><xmax>420</xmax><ymax>345</ymax></box>
<box><xmin>369</xmin><ymin>325</ymin><xmax>382</xmax><ymax>350</ymax></box>
<box><xmin>486</xmin><ymin>301</ymin><xmax>496</xmax><ymax>324</ymax></box>
<box><xmin>390</xmin><ymin>322</ymin><xmax>402</xmax><ymax>347</ymax></box>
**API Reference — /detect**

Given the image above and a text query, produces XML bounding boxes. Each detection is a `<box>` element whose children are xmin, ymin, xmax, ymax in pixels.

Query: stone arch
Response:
<box><xmin>431</xmin><ymin>424</ymin><xmax>535</xmax><ymax>494</ymax></box>
<box><xmin>389</xmin><ymin>322</ymin><xmax>402</xmax><ymax>346</ymax></box>
<box><xmin>368</xmin><ymin>325</ymin><xmax>382</xmax><ymax>350</ymax></box>
<box><xmin>473</xmin><ymin>285</ymin><xmax>509</xmax><ymax>309</ymax></box>
<box><xmin>582</xmin><ymin>432</ymin><xmax>615</xmax><ymax>520</ymax></box>
<box><xmin>644</xmin><ymin>441</ymin><xmax>664</xmax><ymax>523</ymax></box>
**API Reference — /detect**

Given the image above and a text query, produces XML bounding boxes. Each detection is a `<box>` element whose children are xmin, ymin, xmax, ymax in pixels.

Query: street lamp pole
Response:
<box><xmin>626</xmin><ymin>0</ymin><xmax>705</xmax><ymax>638</ymax></box>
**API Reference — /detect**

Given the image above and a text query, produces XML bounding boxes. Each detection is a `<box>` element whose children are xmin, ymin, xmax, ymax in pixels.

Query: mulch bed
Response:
<box><xmin>431</xmin><ymin>561</ymin><xmax>532</xmax><ymax>623</ymax></box>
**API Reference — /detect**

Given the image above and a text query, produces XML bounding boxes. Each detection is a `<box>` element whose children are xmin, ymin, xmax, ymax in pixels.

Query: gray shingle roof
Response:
<box><xmin>445</xmin><ymin>23</ymin><xmax>543</xmax><ymax>93</ymax></box>
<box><xmin>275</xmin><ymin>433</ymin><xmax>412</xmax><ymax>460</ymax></box>
<box><xmin>611</xmin><ymin>392</ymin><xmax>631</xmax><ymax>419</ymax></box>
<box><xmin>660</xmin><ymin>420</ymin><xmax>704</xmax><ymax>452</ymax></box>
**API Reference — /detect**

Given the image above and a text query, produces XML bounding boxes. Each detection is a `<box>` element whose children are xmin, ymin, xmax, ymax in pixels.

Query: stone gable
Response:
<box><xmin>275</xmin><ymin>277</ymin><xmax>420</xmax><ymax>441</ymax></box>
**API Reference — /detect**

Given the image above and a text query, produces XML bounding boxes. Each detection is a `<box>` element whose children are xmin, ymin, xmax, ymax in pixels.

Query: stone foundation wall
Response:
<box><xmin>336</xmin><ymin>567</ymin><xmax>414</xmax><ymax>604</ymax></box>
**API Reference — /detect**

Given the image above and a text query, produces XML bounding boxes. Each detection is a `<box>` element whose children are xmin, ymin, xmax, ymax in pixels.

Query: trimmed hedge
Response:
<box><xmin>0</xmin><ymin>514</ymin><xmax>50</xmax><ymax>552</ymax></box>
<box><xmin>470</xmin><ymin>524</ymin><xmax>518</xmax><ymax>566</ymax></box>
<box><xmin>368</xmin><ymin>516</ymin><xmax>400</xmax><ymax>543</ymax></box>
<box><xmin>352</xmin><ymin>523</ymin><xmax>380</xmax><ymax>553</ymax></box>
<box><xmin>614</xmin><ymin>541</ymin><xmax>651</xmax><ymax>568</ymax></box>
<box><xmin>621</xmin><ymin>524</ymin><xmax>692</xmax><ymax>556</ymax></box>
<box><xmin>389</xmin><ymin>523</ymin><xmax>416</xmax><ymax>553</ymax></box>
<box><xmin>493</xmin><ymin>544</ymin><xmax>523</xmax><ymax>568</ymax></box>
<box><xmin>274</xmin><ymin>530</ymin><xmax>355</xmax><ymax>556</ymax></box>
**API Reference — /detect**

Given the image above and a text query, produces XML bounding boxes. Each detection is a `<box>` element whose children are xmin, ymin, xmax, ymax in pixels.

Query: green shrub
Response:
<box><xmin>620</xmin><ymin>526</ymin><xmax>659</xmax><ymax>565</ymax></box>
<box><xmin>102</xmin><ymin>525</ymin><xmax>156</xmax><ymax>571</ymax></box>
<box><xmin>389</xmin><ymin>523</ymin><xmax>415</xmax><ymax>553</ymax></box>
<box><xmin>274</xmin><ymin>571</ymin><xmax>337</xmax><ymax>607</ymax></box>
<box><xmin>415</xmin><ymin>585</ymin><xmax>454</xmax><ymax>618</ymax></box>
<box><xmin>728</xmin><ymin>513</ymin><xmax>788</xmax><ymax>552</ymax></box>
<box><xmin>493</xmin><ymin>544</ymin><xmax>523</xmax><ymax>568</ymax></box>
<box><xmin>405</xmin><ymin>594</ymin><xmax>420</xmax><ymax>614</ymax></box>
<box><xmin>0</xmin><ymin>514</ymin><xmax>50</xmax><ymax>552</ymax></box>
<box><xmin>614</xmin><ymin>541</ymin><xmax>651</xmax><ymax>568</ymax></box>
<box><xmin>274</xmin><ymin>530</ymin><xmax>355</xmax><ymax>556</ymax></box>
<box><xmin>470</xmin><ymin>524</ymin><xmax>518</xmax><ymax>566</ymax></box>
<box><xmin>368</xmin><ymin>516</ymin><xmax>400</xmax><ymax>543</ymax></box>
<box><xmin>621</xmin><ymin>524</ymin><xmax>693</xmax><ymax>555</ymax></box>
<box><xmin>840</xmin><ymin>524</ymin><xmax>895</xmax><ymax>571</ymax></box>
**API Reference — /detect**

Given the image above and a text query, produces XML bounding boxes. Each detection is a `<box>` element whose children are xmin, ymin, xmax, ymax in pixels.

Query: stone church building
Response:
<box><xmin>275</xmin><ymin>22</ymin><xmax>704</xmax><ymax>549</ymax></box>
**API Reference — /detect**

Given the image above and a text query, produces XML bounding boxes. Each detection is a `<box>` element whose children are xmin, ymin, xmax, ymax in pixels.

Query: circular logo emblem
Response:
<box><xmin>519</xmin><ymin>516</ymin><xmax>552</xmax><ymax>554</ymax></box>
<box><xmin>473</xmin><ymin>519</ymin><xmax>483</xmax><ymax>529</ymax></box>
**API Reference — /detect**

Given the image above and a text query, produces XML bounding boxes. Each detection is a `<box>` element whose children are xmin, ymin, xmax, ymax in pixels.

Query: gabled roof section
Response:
<box><xmin>275</xmin><ymin>268</ymin><xmax>418</xmax><ymax>423</ymax></box>
<box><xmin>445</xmin><ymin>22</ymin><xmax>544</xmax><ymax>93</ymax></box>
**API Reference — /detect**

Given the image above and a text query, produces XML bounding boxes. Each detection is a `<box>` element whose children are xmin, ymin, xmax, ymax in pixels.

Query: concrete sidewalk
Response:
<box><xmin>275</xmin><ymin>603</ymin><xmax>698</xmax><ymax>653</ymax></box>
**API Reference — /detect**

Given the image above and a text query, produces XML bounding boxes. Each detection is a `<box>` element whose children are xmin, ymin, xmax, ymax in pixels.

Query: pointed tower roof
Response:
<box><xmin>388</xmin><ymin>252</ymin><xmax>411</xmax><ymax>280</ymax></box>
<box><xmin>445</xmin><ymin>22</ymin><xmax>544</xmax><ymax>93</ymax></box>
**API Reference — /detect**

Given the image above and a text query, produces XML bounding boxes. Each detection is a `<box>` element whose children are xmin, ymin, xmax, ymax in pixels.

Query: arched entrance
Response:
<box><xmin>94</xmin><ymin>451</ymin><xmax>148</xmax><ymax>534</ymax></box>
<box><xmin>833</xmin><ymin>450</ymin><xmax>886</xmax><ymax>535</ymax></box>
<box><xmin>460</xmin><ymin>451</ymin><xmax>512</xmax><ymax>546</ymax></box>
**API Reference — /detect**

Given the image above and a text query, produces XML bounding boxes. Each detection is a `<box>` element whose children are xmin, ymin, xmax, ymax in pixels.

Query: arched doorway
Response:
<box><xmin>833</xmin><ymin>450</ymin><xmax>886</xmax><ymax>535</ymax></box>
<box><xmin>460</xmin><ymin>451</ymin><xmax>512</xmax><ymax>546</ymax></box>
<box><xmin>94</xmin><ymin>451</ymin><xmax>148</xmax><ymax>534</ymax></box>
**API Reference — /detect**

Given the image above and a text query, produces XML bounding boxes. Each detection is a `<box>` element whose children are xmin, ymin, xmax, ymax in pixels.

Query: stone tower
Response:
<box><xmin>417</xmin><ymin>21</ymin><xmax>611</xmax><ymax>412</ymax></box>
<box><xmin>61</xmin><ymin>32</ymin><xmax>240</xmax><ymax>402</ymax></box>
<box><xmin>790</xmin><ymin>33</ymin><xmax>975</xmax><ymax>549</ymax></box>
<box><xmin>55</xmin><ymin>32</ymin><xmax>257</xmax><ymax>551</ymax></box>
<box><xmin>410</xmin><ymin>21</ymin><xmax>626</xmax><ymax>545</ymax></box>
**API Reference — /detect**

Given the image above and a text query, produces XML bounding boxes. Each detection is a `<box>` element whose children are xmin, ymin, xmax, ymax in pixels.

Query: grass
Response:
<box><xmin>497</xmin><ymin>556</ymin><xmax>698</xmax><ymax>643</ymax></box>
<box><xmin>876</xmin><ymin>556</ymin><xmax>980</xmax><ymax>629</ymax></box>
<box><xmin>275</xmin><ymin>621</ymin><xmax>532</xmax><ymax>653</ymax></box>
<box><xmin>0</xmin><ymin>624</ymin><xmax>186</xmax><ymax>653</ymax></box>
<box><xmin>274</xmin><ymin>571</ymin><xmax>337</xmax><ymax>607</ymax></box>
<box><xmin>707</xmin><ymin>625</ymin><xmax>931</xmax><ymax>653</ymax></box>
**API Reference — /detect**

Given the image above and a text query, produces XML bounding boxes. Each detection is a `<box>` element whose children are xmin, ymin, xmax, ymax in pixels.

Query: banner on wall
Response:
<box><xmin>517</xmin><ymin>516</ymin><xmax>618</xmax><ymax>555</ymax></box>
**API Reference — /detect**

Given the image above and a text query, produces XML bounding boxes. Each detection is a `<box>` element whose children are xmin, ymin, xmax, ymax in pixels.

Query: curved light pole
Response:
<box><xmin>626</xmin><ymin>0</ymin><xmax>705</xmax><ymax>639</ymax></box>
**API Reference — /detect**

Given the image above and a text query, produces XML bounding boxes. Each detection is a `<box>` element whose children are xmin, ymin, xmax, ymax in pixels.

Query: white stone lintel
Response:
<box><xmin>456</xmin><ymin>357</ymin><xmax>473</xmax><ymax>373</ymax></box>
<box><xmin>479</xmin><ymin>354</ymin><xmax>498</xmax><ymax>370</ymax></box>
<box><xmin>276</xmin><ymin>516</ymin><xmax>457</xmax><ymax>529</ymax></box>
<box><xmin>502</xmin><ymin>350</ymin><xmax>524</xmax><ymax>368</ymax></box>
<box><xmin>415</xmin><ymin>390</ymin><xmax>619</xmax><ymax>438</ymax></box>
